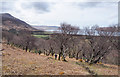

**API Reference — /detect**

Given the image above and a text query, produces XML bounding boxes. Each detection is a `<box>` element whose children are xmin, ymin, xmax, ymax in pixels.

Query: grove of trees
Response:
<box><xmin>2</xmin><ymin>23</ymin><xmax>119</xmax><ymax>65</ymax></box>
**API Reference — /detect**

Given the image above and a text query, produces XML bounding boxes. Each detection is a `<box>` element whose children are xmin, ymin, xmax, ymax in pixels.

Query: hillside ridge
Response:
<box><xmin>0</xmin><ymin>13</ymin><xmax>36</xmax><ymax>31</ymax></box>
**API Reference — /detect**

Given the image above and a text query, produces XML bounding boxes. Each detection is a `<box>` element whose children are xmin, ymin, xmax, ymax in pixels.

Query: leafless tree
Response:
<box><xmin>82</xmin><ymin>25</ymin><xmax>116</xmax><ymax>64</ymax></box>
<box><xmin>51</xmin><ymin>23</ymin><xmax>80</xmax><ymax>61</ymax></box>
<box><xmin>2</xmin><ymin>30</ymin><xmax>14</xmax><ymax>45</ymax></box>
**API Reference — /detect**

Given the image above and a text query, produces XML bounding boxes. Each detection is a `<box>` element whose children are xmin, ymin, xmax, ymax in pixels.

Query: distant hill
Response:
<box><xmin>96</xmin><ymin>26</ymin><xmax>119</xmax><ymax>32</ymax></box>
<box><xmin>32</xmin><ymin>26</ymin><xmax>59</xmax><ymax>31</ymax></box>
<box><xmin>0</xmin><ymin>13</ymin><xmax>37</xmax><ymax>31</ymax></box>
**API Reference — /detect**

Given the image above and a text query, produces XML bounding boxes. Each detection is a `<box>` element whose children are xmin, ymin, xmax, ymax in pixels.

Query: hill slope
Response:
<box><xmin>0</xmin><ymin>13</ymin><xmax>36</xmax><ymax>31</ymax></box>
<box><xmin>2</xmin><ymin>44</ymin><xmax>89</xmax><ymax>75</ymax></box>
<box><xmin>32</xmin><ymin>26</ymin><xmax>58</xmax><ymax>31</ymax></box>
<box><xmin>2</xmin><ymin>44</ymin><xmax>118</xmax><ymax>75</ymax></box>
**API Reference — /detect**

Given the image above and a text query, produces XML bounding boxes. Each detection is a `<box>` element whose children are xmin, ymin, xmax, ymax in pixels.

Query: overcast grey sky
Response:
<box><xmin>0</xmin><ymin>0</ymin><xmax>118</xmax><ymax>28</ymax></box>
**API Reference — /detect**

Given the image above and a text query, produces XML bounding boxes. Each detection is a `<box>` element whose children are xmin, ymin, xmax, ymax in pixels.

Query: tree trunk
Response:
<box><xmin>72</xmin><ymin>52</ymin><xmax>75</xmax><ymax>58</ymax></box>
<box><xmin>62</xmin><ymin>52</ymin><xmax>66</xmax><ymax>61</ymax></box>
<box><xmin>58</xmin><ymin>52</ymin><xmax>62</xmax><ymax>60</ymax></box>
<box><xmin>76</xmin><ymin>52</ymin><xmax>79</xmax><ymax>60</ymax></box>
<box><xmin>51</xmin><ymin>52</ymin><xmax>54</xmax><ymax>56</ymax></box>
<box><xmin>25</xmin><ymin>46</ymin><xmax>28</xmax><ymax>52</ymax></box>
<box><xmin>69</xmin><ymin>53</ymin><xmax>71</xmax><ymax>58</ymax></box>
<box><xmin>23</xmin><ymin>47</ymin><xmax>25</xmax><ymax>50</ymax></box>
<box><xmin>59</xmin><ymin>45</ymin><xmax>64</xmax><ymax>60</ymax></box>
<box><xmin>29</xmin><ymin>49</ymin><xmax>31</xmax><ymax>52</ymax></box>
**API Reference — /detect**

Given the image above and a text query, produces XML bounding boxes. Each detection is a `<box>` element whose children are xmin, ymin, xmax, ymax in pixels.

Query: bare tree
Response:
<box><xmin>17</xmin><ymin>30</ymin><xmax>36</xmax><ymax>52</ymax></box>
<box><xmin>82</xmin><ymin>25</ymin><xmax>116</xmax><ymax>64</ymax></box>
<box><xmin>51</xmin><ymin>23</ymin><xmax>80</xmax><ymax>61</ymax></box>
<box><xmin>2</xmin><ymin>31</ymin><xmax>14</xmax><ymax>45</ymax></box>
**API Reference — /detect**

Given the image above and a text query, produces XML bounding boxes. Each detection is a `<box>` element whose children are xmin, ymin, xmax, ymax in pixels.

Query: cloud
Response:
<box><xmin>78</xmin><ymin>2</ymin><xmax>101</xmax><ymax>8</ymax></box>
<box><xmin>1</xmin><ymin>1</ymin><xmax>51</xmax><ymax>14</ymax></box>
<box><xmin>75</xmin><ymin>2</ymin><xmax>117</xmax><ymax>9</ymax></box>
<box><xmin>0</xmin><ymin>1</ymin><xmax>118</xmax><ymax>28</ymax></box>
<box><xmin>0</xmin><ymin>2</ymin><xmax>15</xmax><ymax>12</ymax></box>
<box><xmin>32</xmin><ymin>2</ymin><xmax>50</xmax><ymax>12</ymax></box>
<box><xmin>21</xmin><ymin>2</ymin><xmax>51</xmax><ymax>13</ymax></box>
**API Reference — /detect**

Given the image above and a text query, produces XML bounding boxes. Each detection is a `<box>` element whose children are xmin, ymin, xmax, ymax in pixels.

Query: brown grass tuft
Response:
<box><xmin>59</xmin><ymin>72</ymin><xmax>64</xmax><ymax>75</ymax></box>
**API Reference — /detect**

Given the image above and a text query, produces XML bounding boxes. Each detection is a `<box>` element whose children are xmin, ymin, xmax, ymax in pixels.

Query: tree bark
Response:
<box><xmin>58</xmin><ymin>52</ymin><xmax>62</xmax><ymax>60</ymax></box>
<box><xmin>25</xmin><ymin>46</ymin><xmax>28</xmax><ymax>52</ymax></box>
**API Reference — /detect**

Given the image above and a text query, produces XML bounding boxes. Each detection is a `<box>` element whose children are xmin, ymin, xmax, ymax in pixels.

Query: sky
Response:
<box><xmin>0</xmin><ymin>0</ymin><xmax>118</xmax><ymax>28</ymax></box>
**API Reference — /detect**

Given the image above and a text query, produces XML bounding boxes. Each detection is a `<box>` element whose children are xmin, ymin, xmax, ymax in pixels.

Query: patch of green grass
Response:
<box><xmin>44</xmin><ymin>31</ymin><xmax>53</xmax><ymax>34</ymax></box>
<box><xmin>33</xmin><ymin>35</ymin><xmax>49</xmax><ymax>39</ymax></box>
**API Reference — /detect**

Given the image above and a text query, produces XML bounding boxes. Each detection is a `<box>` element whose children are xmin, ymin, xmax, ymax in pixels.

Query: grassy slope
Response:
<box><xmin>2</xmin><ymin>44</ymin><xmax>118</xmax><ymax>75</ymax></box>
<box><xmin>2</xmin><ymin>44</ymin><xmax>89</xmax><ymax>75</ymax></box>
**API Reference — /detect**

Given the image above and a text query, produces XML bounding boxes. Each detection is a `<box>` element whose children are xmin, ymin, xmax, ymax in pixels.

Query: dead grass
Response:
<box><xmin>2</xmin><ymin>44</ymin><xmax>118</xmax><ymax>75</ymax></box>
<box><xmin>88</xmin><ymin>64</ymin><xmax>118</xmax><ymax>75</ymax></box>
<box><xmin>76</xmin><ymin>61</ymin><xmax>118</xmax><ymax>75</ymax></box>
<box><xmin>2</xmin><ymin>44</ymin><xmax>89</xmax><ymax>75</ymax></box>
